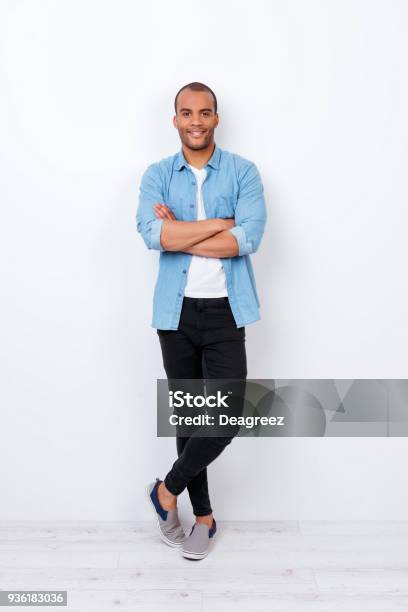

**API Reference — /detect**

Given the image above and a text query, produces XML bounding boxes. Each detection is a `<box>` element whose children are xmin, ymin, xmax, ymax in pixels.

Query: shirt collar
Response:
<box><xmin>174</xmin><ymin>142</ymin><xmax>221</xmax><ymax>171</ymax></box>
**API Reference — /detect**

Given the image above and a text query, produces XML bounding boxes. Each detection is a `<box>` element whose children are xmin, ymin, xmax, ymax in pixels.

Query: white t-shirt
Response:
<box><xmin>184</xmin><ymin>164</ymin><xmax>228</xmax><ymax>298</ymax></box>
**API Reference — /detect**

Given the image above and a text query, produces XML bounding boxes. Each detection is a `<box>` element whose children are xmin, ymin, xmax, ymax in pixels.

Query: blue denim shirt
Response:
<box><xmin>136</xmin><ymin>143</ymin><xmax>267</xmax><ymax>330</ymax></box>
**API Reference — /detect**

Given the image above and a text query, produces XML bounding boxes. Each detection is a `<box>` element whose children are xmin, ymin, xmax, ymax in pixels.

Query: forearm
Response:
<box><xmin>182</xmin><ymin>230</ymin><xmax>239</xmax><ymax>258</ymax></box>
<box><xmin>161</xmin><ymin>218</ymin><xmax>226</xmax><ymax>251</ymax></box>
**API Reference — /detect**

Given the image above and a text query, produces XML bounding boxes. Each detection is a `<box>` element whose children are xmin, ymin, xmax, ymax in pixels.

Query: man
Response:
<box><xmin>136</xmin><ymin>82</ymin><xmax>267</xmax><ymax>560</ymax></box>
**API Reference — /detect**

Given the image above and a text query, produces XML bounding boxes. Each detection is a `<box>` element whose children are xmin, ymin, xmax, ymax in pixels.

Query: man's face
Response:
<box><xmin>173</xmin><ymin>89</ymin><xmax>219</xmax><ymax>151</ymax></box>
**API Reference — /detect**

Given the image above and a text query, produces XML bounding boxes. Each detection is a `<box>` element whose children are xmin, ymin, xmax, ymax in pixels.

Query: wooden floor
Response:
<box><xmin>0</xmin><ymin>521</ymin><xmax>408</xmax><ymax>611</ymax></box>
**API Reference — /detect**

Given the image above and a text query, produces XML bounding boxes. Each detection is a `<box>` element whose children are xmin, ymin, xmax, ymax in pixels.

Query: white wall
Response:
<box><xmin>1</xmin><ymin>0</ymin><xmax>408</xmax><ymax>520</ymax></box>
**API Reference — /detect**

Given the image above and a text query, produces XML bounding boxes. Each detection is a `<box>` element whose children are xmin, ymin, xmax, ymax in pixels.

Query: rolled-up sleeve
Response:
<box><xmin>136</xmin><ymin>164</ymin><xmax>165</xmax><ymax>251</ymax></box>
<box><xmin>228</xmin><ymin>162</ymin><xmax>267</xmax><ymax>256</ymax></box>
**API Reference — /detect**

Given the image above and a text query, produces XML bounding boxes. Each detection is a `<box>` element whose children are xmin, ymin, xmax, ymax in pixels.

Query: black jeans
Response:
<box><xmin>157</xmin><ymin>296</ymin><xmax>247</xmax><ymax>516</ymax></box>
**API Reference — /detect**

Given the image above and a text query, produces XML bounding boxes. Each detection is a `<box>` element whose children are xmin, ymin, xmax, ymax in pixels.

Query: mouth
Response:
<box><xmin>187</xmin><ymin>130</ymin><xmax>207</xmax><ymax>139</ymax></box>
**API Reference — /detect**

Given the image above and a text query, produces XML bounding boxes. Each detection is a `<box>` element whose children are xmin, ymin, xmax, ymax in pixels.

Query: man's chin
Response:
<box><xmin>184</xmin><ymin>138</ymin><xmax>212</xmax><ymax>151</ymax></box>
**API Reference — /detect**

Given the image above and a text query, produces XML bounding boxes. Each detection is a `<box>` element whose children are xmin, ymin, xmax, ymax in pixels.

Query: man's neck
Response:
<box><xmin>182</xmin><ymin>142</ymin><xmax>215</xmax><ymax>170</ymax></box>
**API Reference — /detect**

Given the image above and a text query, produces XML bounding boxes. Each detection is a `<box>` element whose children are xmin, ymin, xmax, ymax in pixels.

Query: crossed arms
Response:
<box><xmin>153</xmin><ymin>203</ymin><xmax>239</xmax><ymax>257</ymax></box>
<box><xmin>136</xmin><ymin>162</ymin><xmax>267</xmax><ymax>258</ymax></box>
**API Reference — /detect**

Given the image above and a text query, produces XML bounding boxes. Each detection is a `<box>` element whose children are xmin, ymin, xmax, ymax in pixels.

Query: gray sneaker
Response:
<box><xmin>146</xmin><ymin>477</ymin><xmax>186</xmax><ymax>548</ymax></box>
<box><xmin>181</xmin><ymin>518</ymin><xmax>217</xmax><ymax>560</ymax></box>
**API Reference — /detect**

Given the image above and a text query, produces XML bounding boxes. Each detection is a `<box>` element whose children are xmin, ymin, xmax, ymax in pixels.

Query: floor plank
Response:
<box><xmin>1</xmin><ymin>521</ymin><xmax>408</xmax><ymax>611</ymax></box>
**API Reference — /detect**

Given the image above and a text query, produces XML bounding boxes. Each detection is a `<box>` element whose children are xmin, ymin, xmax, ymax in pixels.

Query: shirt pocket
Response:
<box><xmin>214</xmin><ymin>195</ymin><xmax>236</xmax><ymax>218</ymax></box>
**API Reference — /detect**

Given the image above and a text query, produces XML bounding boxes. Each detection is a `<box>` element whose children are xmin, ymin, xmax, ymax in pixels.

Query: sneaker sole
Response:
<box><xmin>181</xmin><ymin>549</ymin><xmax>209</xmax><ymax>559</ymax></box>
<box><xmin>145</xmin><ymin>484</ymin><xmax>185</xmax><ymax>548</ymax></box>
<box><xmin>181</xmin><ymin>536</ymin><xmax>215</xmax><ymax>560</ymax></box>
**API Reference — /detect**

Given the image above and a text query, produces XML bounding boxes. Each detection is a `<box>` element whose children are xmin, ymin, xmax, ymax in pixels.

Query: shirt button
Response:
<box><xmin>191</xmin><ymin>181</ymin><xmax>195</xmax><ymax>185</ymax></box>
<box><xmin>190</xmin><ymin>204</ymin><xmax>194</xmax><ymax>208</ymax></box>
<box><xmin>182</xmin><ymin>269</ymin><xmax>187</xmax><ymax>273</ymax></box>
<box><xmin>178</xmin><ymin>292</ymin><xmax>182</xmax><ymax>297</ymax></box>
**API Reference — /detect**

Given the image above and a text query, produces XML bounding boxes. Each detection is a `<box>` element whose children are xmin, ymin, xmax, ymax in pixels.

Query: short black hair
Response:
<box><xmin>174</xmin><ymin>82</ymin><xmax>218</xmax><ymax>114</ymax></box>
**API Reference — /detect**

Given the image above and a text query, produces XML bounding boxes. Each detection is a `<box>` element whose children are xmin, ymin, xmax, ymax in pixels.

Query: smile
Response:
<box><xmin>188</xmin><ymin>130</ymin><xmax>206</xmax><ymax>138</ymax></box>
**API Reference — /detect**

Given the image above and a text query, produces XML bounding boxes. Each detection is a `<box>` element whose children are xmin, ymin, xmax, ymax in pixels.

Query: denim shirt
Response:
<box><xmin>136</xmin><ymin>143</ymin><xmax>267</xmax><ymax>330</ymax></box>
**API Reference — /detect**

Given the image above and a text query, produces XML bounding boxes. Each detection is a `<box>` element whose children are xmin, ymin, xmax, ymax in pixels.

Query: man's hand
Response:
<box><xmin>153</xmin><ymin>202</ymin><xmax>176</xmax><ymax>220</ymax></box>
<box><xmin>222</xmin><ymin>218</ymin><xmax>235</xmax><ymax>230</ymax></box>
<box><xmin>153</xmin><ymin>203</ymin><xmax>235</xmax><ymax>230</ymax></box>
